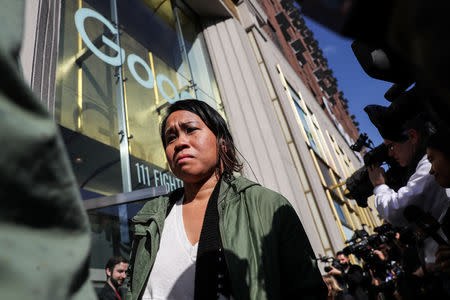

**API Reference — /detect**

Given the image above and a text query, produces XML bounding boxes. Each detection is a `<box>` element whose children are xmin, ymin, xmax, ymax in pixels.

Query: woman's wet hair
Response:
<box><xmin>160</xmin><ymin>99</ymin><xmax>243</xmax><ymax>178</ymax></box>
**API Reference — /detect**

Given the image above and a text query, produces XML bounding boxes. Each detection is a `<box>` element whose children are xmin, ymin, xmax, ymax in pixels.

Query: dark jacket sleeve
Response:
<box><xmin>276</xmin><ymin>204</ymin><xmax>328</xmax><ymax>299</ymax></box>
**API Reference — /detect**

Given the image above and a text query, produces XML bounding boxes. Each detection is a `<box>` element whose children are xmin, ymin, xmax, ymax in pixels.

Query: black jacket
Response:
<box><xmin>98</xmin><ymin>283</ymin><xmax>122</xmax><ymax>300</ymax></box>
<box><xmin>342</xmin><ymin>265</ymin><xmax>369</xmax><ymax>300</ymax></box>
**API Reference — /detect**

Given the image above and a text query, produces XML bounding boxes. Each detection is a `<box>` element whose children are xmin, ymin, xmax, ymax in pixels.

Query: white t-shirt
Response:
<box><xmin>142</xmin><ymin>197</ymin><xmax>198</xmax><ymax>300</ymax></box>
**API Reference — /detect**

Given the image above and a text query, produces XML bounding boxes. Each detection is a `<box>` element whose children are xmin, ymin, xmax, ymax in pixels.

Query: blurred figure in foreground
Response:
<box><xmin>0</xmin><ymin>1</ymin><xmax>96</xmax><ymax>299</ymax></box>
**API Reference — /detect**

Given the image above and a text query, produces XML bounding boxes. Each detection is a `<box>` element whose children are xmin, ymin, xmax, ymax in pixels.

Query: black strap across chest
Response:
<box><xmin>194</xmin><ymin>179</ymin><xmax>231</xmax><ymax>300</ymax></box>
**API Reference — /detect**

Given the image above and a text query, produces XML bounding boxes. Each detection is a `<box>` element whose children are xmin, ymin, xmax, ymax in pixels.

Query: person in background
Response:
<box><xmin>366</xmin><ymin>94</ymin><xmax>449</xmax><ymax>267</ymax></box>
<box><xmin>99</xmin><ymin>256</ymin><xmax>129</xmax><ymax>300</ymax></box>
<box><xmin>426</xmin><ymin>129</ymin><xmax>450</xmax><ymax>189</ymax></box>
<box><xmin>426</xmin><ymin>128</ymin><xmax>450</xmax><ymax>276</ymax></box>
<box><xmin>323</xmin><ymin>274</ymin><xmax>346</xmax><ymax>300</ymax></box>
<box><xmin>328</xmin><ymin>251</ymin><xmax>368</xmax><ymax>300</ymax></box>
<box><xmin>367</xmin><ymin>116</ymin><xmax>448</xmax><ymax>228</ymax></box>
<box><xmin>126</xmin><ymin>99</ymin><xmax>326</xmax><ymax>300</ymax></box>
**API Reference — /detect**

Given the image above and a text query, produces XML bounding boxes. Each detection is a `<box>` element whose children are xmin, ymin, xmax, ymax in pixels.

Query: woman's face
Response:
<box><xmin>427</xmin><ymin>147</ymin><xmax>450</xmax><ymax>187</ymax></box>
<box><xmin>163</xmin><ymin>110</ymin><xmax>219</xmax><ymax>184</ymax></box>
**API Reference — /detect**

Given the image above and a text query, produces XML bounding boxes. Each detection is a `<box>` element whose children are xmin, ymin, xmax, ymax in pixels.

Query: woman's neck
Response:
<box><xmin>183</xmin><ymin>173</ymin><xmax>220</xmax><ymax>204</ymax></box>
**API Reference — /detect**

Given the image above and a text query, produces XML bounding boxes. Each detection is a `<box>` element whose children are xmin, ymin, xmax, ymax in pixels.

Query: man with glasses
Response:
<box><xmin>367</xmin><ymin>116</ymin><xmax>448</xmax><ymax>229</ymax></box>
<box><xmin>365</xmin><ymin>93</ymin><xmax>449</xmax><ymax>266</ymax></box>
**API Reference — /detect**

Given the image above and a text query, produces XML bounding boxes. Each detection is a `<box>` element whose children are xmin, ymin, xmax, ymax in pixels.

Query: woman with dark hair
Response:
<box><xmin>426</xmin><ymin>129</ymin><xmax>450</xmax><ymax>277</ymax></box>
<box><xmin>126</xmin><ymin>99</ymin><xmax>326</xmax><ymax>300</ymax></box>
<box><xmin>426</xmin><ymin>130</ymin><xmax>450</xmax><ymax>188</ymax></box>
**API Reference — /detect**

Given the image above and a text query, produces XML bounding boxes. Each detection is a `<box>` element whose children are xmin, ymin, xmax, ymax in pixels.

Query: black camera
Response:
<box><xmin>315</xmin><ymin>256</ymin><xmax>344</xmax><ymax>273</ymax></box>
<box><xmin>342</xmin><ymin>229</ymin><xmax>372</xmax><ymax>259</ymax></box>
<box><xmin>350</xmin><ymin>133</ymin><xmax>373</xmax><ymax>152</ymax></box>
<box><xmin>342</xmin><ymin>227</ymin><xmax>396</xmax><ymax>280</ymax></box>
<box><xmin>345</xmin><ymin>142</ymin><xmax>408</xmax><ymax>207</ymax></box>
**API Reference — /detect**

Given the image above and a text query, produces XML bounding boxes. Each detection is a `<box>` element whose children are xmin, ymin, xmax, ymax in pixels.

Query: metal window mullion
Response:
<box><xmin>110</xmin><ymin>0</ymin><xmax>132</xmax><ymax>193</ymax></box>
<box><xmin>173</xmin><ymin>5</ymin><xmax>197</xmax><ymax>98</ymax></box>
<box><xmin>110</xmin><ymin>0</ymin><xmax>131</xmax><ymax>243</ymax></box>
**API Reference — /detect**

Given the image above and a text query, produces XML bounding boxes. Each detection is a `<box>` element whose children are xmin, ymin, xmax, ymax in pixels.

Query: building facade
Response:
<box><xmin>255</xmin><ymin>0</ymin><xmax>361</xmax><ymax>142</ymax></box>
<box><xmin>20</xmin><ymin>0</ymin><xmax>381</xmax><ymax>284</ymax></box>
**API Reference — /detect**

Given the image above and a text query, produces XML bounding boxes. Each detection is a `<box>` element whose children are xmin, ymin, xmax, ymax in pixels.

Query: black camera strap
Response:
<box><xmin>194</xmin><ymin>178</ymin><xmax>231</xmax><ymax>300</ymax></box>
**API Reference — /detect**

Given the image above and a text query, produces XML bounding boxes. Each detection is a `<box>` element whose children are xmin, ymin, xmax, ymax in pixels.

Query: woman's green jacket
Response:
<box><xmin>126</xmin><ymin>176</ymin><xmax>327</xmax><ymax>300</ymax></box>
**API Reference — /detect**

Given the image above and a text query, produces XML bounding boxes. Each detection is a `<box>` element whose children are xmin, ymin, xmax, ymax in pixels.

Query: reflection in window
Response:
<box><xmin>334</xmin><ymin>200</ymin><xmax>348</xmax><ymax>226</ymax></box>
<box><xmin>55</xmin><ymin>0</ymin><xmax>224</xmax><ymax>196</ymax></box>
<box><xmin>342</xmin><ymin>224</ymin><xmax>354</xmax><ymax>242</ymax></box>
<box><xmin>289</xmin><ymin>86</ymin><xmax>319</xmax><ymax>153</ymax></box>
<box><xmin>175</xmin><ymin>5</ymin><xmax>222</xmax><ymax>111</ymax></box>
<box><xmin>56</xmin><ymin>0</ymin><xmax>124</xmax><ymax>197</ymax></box>
<box><xmin>316</xmin><ymin>157</ymin><xmax>334</xmax><ymax>187</ymax></box>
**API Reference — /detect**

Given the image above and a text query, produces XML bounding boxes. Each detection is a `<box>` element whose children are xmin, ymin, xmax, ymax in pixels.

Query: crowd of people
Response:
<box><xmin>101</xmin><ymin>93</ymin><xmax>450</xmax><ymax>300</ymax></box>
<box><xmin>319</xmin><ymin>90</ymin><xmax>450</xmax><ymax>299</ymax></box>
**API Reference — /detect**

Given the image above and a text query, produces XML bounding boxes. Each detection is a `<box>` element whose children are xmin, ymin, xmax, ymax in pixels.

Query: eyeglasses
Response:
<box><xmin>386</xmin><ymin>143</ymin><xmax>394</xmax><ymax>151</ymax></box>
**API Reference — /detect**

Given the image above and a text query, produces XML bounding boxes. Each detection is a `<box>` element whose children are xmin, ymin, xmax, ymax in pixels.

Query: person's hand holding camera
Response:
<box><xmin>373</xmin><ymin>249</ymin><xmax>387</xmax><ymax>261</ymax></box>
<box><xmin>327</xmin><ymin>266</ymin><xmax>342</xmax><ymax>276</ymax></box>
<box><xmin>368</xmin><ymin>164</ymin><xmax>386</xmax><ymax>187</ymax></box>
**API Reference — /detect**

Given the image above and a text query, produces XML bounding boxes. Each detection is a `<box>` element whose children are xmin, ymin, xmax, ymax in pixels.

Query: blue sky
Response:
<box><xmin>304</xmin><ymin>16</ymin><xmax>392</xmax><ymax>147</ymax></box>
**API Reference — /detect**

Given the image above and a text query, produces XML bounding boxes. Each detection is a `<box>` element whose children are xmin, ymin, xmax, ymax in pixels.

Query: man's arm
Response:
<box><xmin>369</xmin><ymin>157</ymin><xmax>434</xmax><ymax>226</ymax></box>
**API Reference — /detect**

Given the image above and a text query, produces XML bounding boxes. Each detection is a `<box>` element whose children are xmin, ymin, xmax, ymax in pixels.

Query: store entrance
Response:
<box><xmin>84</xmin><ymin>185</ymin><xmax>167</xmax><ymax>292</ymax></box>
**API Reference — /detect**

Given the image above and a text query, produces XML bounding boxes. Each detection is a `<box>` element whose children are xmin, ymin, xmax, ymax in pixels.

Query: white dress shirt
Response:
<box><xmin>374</xmin><ymin>155</ymin><xmax>450</xmax><ymax>263</ymax></box>
<box><xmin>374</xmin><ymin>155</ymin><xmax>449</xmax><ymax>227</ymax></box>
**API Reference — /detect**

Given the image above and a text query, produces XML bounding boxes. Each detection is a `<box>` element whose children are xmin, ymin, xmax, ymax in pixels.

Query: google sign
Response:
<box><xmin>74</xmin><ymin>7</ymin><xmax>192</xmax><ymax>103</ymax></box>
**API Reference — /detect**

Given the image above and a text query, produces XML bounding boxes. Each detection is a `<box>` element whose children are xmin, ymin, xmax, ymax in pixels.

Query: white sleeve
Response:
<box><xmin>373</xmin><ymin>157</ymin><xmax>433</xmax><ymax>226</ymax></box>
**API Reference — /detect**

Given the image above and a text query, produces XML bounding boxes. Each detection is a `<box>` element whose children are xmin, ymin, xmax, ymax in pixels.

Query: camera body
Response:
<box><xmin>346</xmin><ymin>143</ymin><xmax>408</xmax><ymax>207</ymax></box>
<box><xmin>324</xmin><ymin>258</ymin><xmax>343</xmax><ymax>273</ymax></box>
<box><xmin>342</xmin><ymin>227</ymin><xmax>397</xmax><ymax>280</ymax></box>
<box><xmin>316</xmin><ymin>256</ymin><xmax>344</xmax><ymax>273</ymax></box>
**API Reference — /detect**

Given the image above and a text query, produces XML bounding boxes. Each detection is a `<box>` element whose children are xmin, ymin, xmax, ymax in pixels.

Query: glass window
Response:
<box><xmin>342</xmin><ymin>224</ymin><xmax>354</xmax><ymax>242</ymax></box>
<box><xmin>289</xmin><ymin>89</ymin><xmax>319</xmax><ymax>153</ymax></box>
<box><xmin>175</xmin><ymin>4</ymin><xmax>223</xmax><ymax>110</ymax></box>
<box><xmin>56</xmin><ymin>0</ymin><xmax>123</xmax><ymax>197</ymax></box>
<box><xmin>317</xmin><ymin>157</ymin><xmax>334</xmax><ymax>187</ymax></box>
<box><xmin>55</xmin><ymin>0</ymin><xmax>225</xmax><ymax>276</ymax></box>
<box><xmin>56</xmin><ymin>0</ymin><xmax>224</xmax><ymax>197</ymax></box>
<box><xmin>333</xmin><ymin>200</ymin><xmax>348</xmax><ymax>226</ymax></box>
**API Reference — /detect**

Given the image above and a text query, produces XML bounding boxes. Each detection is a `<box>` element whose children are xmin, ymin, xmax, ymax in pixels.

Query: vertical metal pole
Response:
<box><xmin>173</xmin><ymin>6</ymin><xmax>198</xmax><ymax>98</ymax></box>
<box><xmin>111</xmin><ymin>0</ymin><xmax>131</xmax><ymax>243</ymax></box>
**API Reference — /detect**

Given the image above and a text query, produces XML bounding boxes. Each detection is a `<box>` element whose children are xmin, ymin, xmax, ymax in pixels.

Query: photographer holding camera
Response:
<box><xmin>327</xmin><ymin>251</ymin><xmax>369</xmax><ymax>300</ymax></box>
<box><xmin>365</xmin><ymin>93</ymin><xmax>449</xmax><ymax>265</ymax></box>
